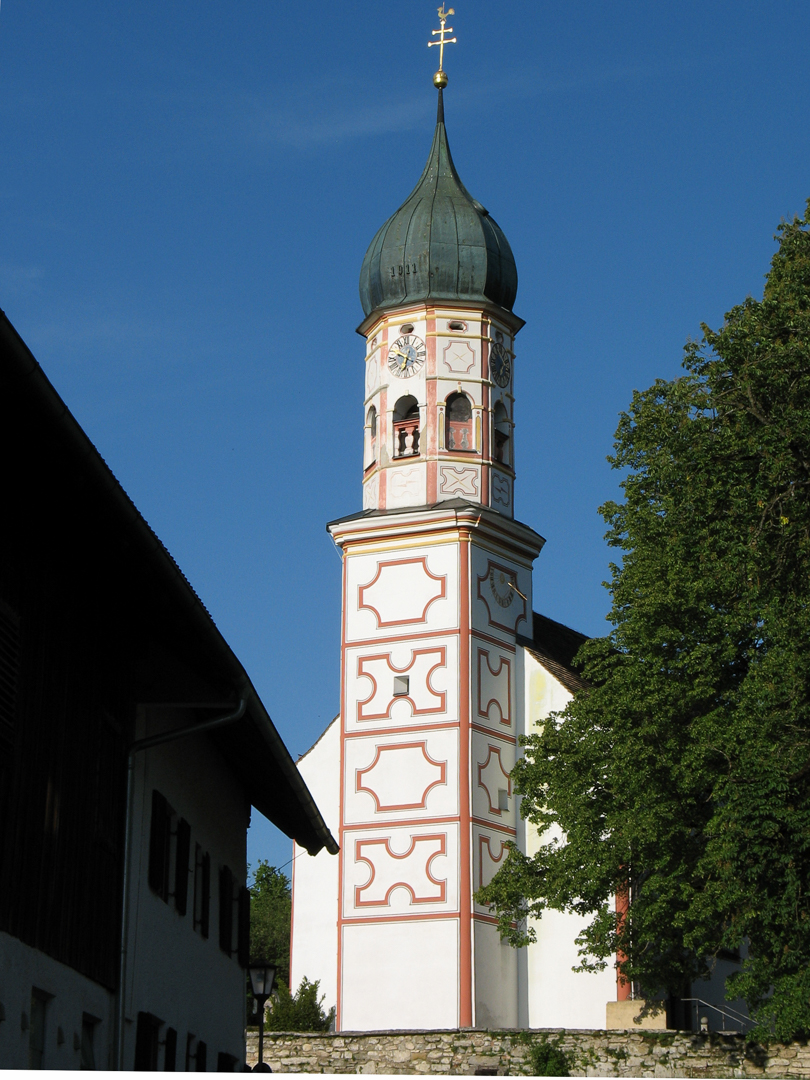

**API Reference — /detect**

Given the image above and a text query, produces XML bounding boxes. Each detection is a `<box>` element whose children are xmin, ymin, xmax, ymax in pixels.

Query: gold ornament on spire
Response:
<box><xmin>428</xmin><ymin>5</ymin><xmax>456</xmax><ymax>89</ymax></box>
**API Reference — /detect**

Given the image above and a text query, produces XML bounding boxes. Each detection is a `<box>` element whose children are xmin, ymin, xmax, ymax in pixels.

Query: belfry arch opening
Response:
<box><xmin>393</xmin><ymin>396</ymin><xmax>420</xmax><ymax>457</ymax></box>
<box><xmin>445</xmin><ymin>392</ymin><xmax>473</xmax><ymax>452</ymax></box>
<box><xmin>493</xmin><ymin>401</ymin><xmax>511</xmax><ymax>466</ymax></box>
<box><xmin>364</xmin><ymin>405</ymin><xmax>377</xmax><ymax>468</ymax></box>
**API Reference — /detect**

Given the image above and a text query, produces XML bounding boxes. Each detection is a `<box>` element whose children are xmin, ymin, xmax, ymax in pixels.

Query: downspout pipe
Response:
<box><xmin>115</xmin><ymin>698</ymin><xmax>247</xmax><ymax>1071</ymax></box>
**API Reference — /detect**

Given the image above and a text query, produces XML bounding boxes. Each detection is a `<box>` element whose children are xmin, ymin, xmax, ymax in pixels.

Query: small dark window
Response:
<box><xmin>237</xmin><ymin>886</ymin><xmax>250</xmax><ymax>969</ymax></box>
<box><xmin>164</xmin><ymin>1028</ymin><xmax>177</xmax><ymax>1071</ymax></box>
<box><xmin>393</xmin><ymin>676</ymin><xmax>409</xmax><ymax>697</ymax></box>
<box><xmin>80</xmin><ymin>1014</ymin><xmax>98</xmax><ymax>1070</ymax></box>
<box><xmin>400</xmin><ymin>323</ymin><xmax>414</xmax><ymax>333</ymax></box>
<box><xmin>185</xmin><ymin>1035</ymin><xmax>196</xmax><ymax>1072</ymax></box>
<box><xmin>148</xmin><ymin>790</ymin><xmax>172</xmax><ymax>901</ymax></box>
<box><xmin>28</xmin><ymin>989</ymin><xmax>50</xmax><ymax>1069</ymax></box>
<box><xmin>196</xmin><ymin>1042</ymin><xmax>207</xmax><ymax>1072</ymax></box>
<box><xmin>448</xmin><ymin>320</ymin><xmax>467</xmax><ymax>331</ymax></box>
<box><xmin>446</xmin><ymin>393</ymin><xmax>473</xmax><ymax>452</ymax></box>
<box><xmin>194</xmin><ymin>845</ymin><xmax>210</xmax><ymax>938</ymax></box>
<box><xmin>175</xmin><ymin>819</ymin><xmax>190</xmax><ymax>916</ymax></box>
<box><xmin>219</xmin><ymin>865</ymin><xmax>234</xmax><ymax>955</ymax></box>
<box><xmin>134</xmin><ymin>1012</ymin><xmax>162</xmax><ymax>1071</ymax></box>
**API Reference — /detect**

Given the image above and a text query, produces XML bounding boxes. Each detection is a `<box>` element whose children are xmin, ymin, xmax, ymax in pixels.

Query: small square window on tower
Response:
<box><xmin>498</xmin><ymin>788</ymin><xmax>510</xmax><ymax>812</ymax></box>
<box><xmin>393</xmin><ymin>676</ymin><xmax>410</xmax><ymax>697</ymax></box>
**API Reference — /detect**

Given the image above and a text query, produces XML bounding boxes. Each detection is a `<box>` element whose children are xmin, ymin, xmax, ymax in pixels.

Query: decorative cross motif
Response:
<box><xmin>428</xmin><ymin>5</ymin><xmax>457</xmax><ymax>74</ymax></box>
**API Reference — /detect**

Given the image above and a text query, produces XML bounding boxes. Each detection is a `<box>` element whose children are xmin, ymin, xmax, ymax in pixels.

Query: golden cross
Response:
<box><xmin>428</xmin><ymin>5</ymin><xmax>457</xmax><ymax>74</ymax></box>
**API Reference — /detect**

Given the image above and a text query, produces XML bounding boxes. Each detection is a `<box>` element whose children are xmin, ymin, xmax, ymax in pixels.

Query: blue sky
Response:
<box><xmin>2</xmin><ymin>1</ymin><xmax>809</xmax><ymax>872</ymax></box>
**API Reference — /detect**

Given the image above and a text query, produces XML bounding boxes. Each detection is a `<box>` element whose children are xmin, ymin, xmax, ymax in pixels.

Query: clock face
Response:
<box><xmin>388</xmin><ymin>334</ymin><xmax>426</xmax><ymax>378</ymax></box>
<box><xmin>489</xmin><ymin>567</ymin><xmax>515</xmax><ymax>608</ymax></box>
<box><xmin>489</xmin><ymin>342</ymin><xmax>511</xmax><ymax>387</ymax></box>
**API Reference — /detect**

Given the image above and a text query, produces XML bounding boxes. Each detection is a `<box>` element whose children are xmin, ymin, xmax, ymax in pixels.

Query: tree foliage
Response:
<box><xmin>478</xmin><ymin>204</ymin><xmax>810</xmax><ymax>1043</ymax></box>
<box><xmin>250</xmin><ymin>861</ymin><xmax>291</xmax><ymax>987</ymax></box>
<box><xmin>265</xmin><ymin>978</ymin><xmax>335</xmax><ymax>1033</ymax></box>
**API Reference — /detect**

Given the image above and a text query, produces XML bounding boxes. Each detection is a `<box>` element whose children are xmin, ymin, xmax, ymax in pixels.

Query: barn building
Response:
<box><xmin>0</xmin><ymin>310</ymin><xmax>338</xmax><ymax>1069</ymax></box>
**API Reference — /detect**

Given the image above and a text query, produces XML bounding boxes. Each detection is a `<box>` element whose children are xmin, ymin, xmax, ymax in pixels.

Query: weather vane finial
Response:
<box><xmin>428</xmin><ymin>6</ymin><xmax>456</xmax><ymax>89</ymax></box>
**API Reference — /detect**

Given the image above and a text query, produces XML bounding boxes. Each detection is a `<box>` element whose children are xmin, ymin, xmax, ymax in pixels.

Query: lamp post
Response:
<box><xmin>248</xmin><ymin>961</ymin><xmax>276</xmax><ymax>1071</ymax></box>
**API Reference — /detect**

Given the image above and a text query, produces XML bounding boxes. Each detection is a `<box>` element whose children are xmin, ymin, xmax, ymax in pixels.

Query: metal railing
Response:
<box><xmin>682</xmin><ymin>997</ymin><xmax>750</xmax><ymax>1034</ymax></box>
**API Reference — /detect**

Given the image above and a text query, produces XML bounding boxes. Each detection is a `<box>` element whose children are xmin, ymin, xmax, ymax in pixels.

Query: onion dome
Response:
<box><xmin>359</xmin><ymin>91</ymin><xmax>518</xmax><ymax>318</ymax></box>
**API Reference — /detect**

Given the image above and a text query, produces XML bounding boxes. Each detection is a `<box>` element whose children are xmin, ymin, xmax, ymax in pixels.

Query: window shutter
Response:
<box><xmin>237</xmin><ymin>885</ymin><xmax>250</xmax><ymax>969</ymax></box>
<box><xmin>174</xmin><ymin>818</ymin><xmax>190</xmax><ymax>916</ymax></box>
<box><xmin>164</xmin><ymin>1027</ymin><xmax>177</xmax><ymax>1072</ymax></box>
<box><xmin>148</xmin><ymin>790</ymin><xmax>170</xmax><ymax>900</ymax></box>
<box><xmin>219</xmin><ymin>865</ymin><xmax>234</xmax><ymax>954</ymax></box>
<box><xmin>201</xmin><ymin>852</ymin><xmax>210</xmax><ymax>939</ymax></box>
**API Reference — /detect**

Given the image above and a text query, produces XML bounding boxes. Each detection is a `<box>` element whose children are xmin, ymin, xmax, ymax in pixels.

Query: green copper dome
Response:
<box><xmin>359</xmin><ymin>92</ymin><xmax>518</xmax><ymax>319</ymax></box>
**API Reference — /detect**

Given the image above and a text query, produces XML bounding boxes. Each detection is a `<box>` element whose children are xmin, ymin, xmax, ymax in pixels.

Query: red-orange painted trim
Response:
<box><xmin>458</xmin><ymin>529</ymin><xmax>473</xmax><ymax>1027</ymax></box>
<box><xmin>616</xmin><ymin>887</ymin><xmax>631</xmax><ymax>1000</ymax></box>
<box><xmin>354</xmin><ymin>833</ymin><xmax>447</xmax><ymax>907</ymax></box>
<box><xmin>341</xmin><ymin>911</ymin><xmax>460</xmax><ymax>926</ymax></box>
<box><xmin>342</xmin><ymin>813</ymin><xmax>461</xmax><ymax>834</ymax></box>
<box><xmin>471</xmin><ymin>815</ymin><xmax>517</xmax><ymax>836</ymax></box>
<box><xmin>358</xmin><ymin>556</ymin><xmax>447</xmax><ymax>629</ymax></box>
<box><xmin>356</xmin><ymin>647</ymin><xmax>447</xmax><ymax>722</ymax></box>
<box><xmin>356</xmin><ymin>741</ymin><xmax>447</xmax><ymax>813</ymax></box>
<box><xmin>343</xmin><ymin>720</ymin><xmax>460</xmax><ymax>741</ymax></box>
<box><xmin>470</xmin><ymin>722</ymin><xmax>517</xmax><ymax>745</ymax></box>
<box><xmin>346</xmin><ymin>627</ymin><xmax>460</xmax><ymax>649</ymax></box>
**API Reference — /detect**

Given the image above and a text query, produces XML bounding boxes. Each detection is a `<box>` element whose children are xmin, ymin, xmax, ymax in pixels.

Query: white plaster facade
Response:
<box><xmin>289</xmin><ymin>227</ymin><xmax>619</xmax><ymax>1031</ymax></box>
<box><xmin>0</xmin><ymin>715</ymin><xmax>249</xmax><ymax>1071</ymax></box>
<box><xmin>290</xmin><ymin>592</ymin><xmax>617</xmax><ymax>1032</ymax></box>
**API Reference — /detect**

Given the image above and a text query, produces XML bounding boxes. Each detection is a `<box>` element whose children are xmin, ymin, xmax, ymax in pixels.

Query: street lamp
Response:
<box><xmin>248</xmin><ymin>961</ymin><xmax>276</xmax><ymax>1071</ymax></box>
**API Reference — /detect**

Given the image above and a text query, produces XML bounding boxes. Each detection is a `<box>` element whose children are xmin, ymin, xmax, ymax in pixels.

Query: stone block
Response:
<box><xmin>607</xmin><ymin>999</ymin><xmax>670</xmax><ymax>1030</ymax></box>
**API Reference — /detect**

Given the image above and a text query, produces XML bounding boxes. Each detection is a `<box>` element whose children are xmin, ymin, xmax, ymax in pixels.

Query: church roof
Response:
<box><xmin>358</xmin><ymin>90</ymin><xmax>518</xmax><ymax>319</ymax></box>
<box><xmin>520</xmin><ymin>612</ymin><xmax>590</xmax><ymax>694</ymax></box>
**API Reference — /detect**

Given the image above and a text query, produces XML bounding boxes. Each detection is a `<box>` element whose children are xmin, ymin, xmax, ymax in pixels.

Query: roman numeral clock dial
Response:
<box><xmin>387</xmin><ymin>334</ymin><xmax>426</xmax><ymax>378</ymax></box>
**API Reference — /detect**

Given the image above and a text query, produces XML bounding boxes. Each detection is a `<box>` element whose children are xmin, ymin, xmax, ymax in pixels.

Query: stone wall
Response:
<box><xmin>244</xmin><ymin>1027</ymin><xmax>810</xmax><ymax>1076</ymax></box>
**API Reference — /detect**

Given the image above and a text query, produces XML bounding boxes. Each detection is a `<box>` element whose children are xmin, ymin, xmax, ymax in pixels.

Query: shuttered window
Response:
<box><xmin>219</xmin><ymin>865</ymin><xmax>234</xmax><ymax>955</ymax></box>
<box><xmin>194</xmin><ymin>845</ymin><xmax>210</xmax><ymax>938</ymax></box>
<box><xmin>174</xmin><ymin>818</ymin><xmax>190</xmax><ymax>916</ymax></box>
<box><xmin>148</xmin><ymin>790</ymin><xmax>172</xmax><ymax>901</ymax></box>
<box><xmin>164</xmin><ymin>1027</ymin><xmax>177</xmax><ymax>1071</ymax></box>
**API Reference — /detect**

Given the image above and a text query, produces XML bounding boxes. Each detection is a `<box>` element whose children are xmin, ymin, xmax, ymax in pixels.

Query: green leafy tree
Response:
<box><xmin>478</xmin><ymin>204</ymin><xmax>810</xmax><ymax>1043</ymax></box>
<box><xmin>265</xmin><ymin>978</ymin><xmax>335</xmax><ymax>1033</ymax></box>
<box><xmin>249</xmin><ymin>861</ymin><xmax>291</xmax><ymax>986</ymax></box>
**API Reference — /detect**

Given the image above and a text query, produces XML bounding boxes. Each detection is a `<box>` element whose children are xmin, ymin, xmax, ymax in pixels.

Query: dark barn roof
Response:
<box><xmin>520</xmin><ymin>612</ymin><xmax>590</xmax><ymax>695</ymax></box>
<box><xmin>0</xmin><ymin>309</ymin><xmax>337</xmax><ymax>857</ymax></box>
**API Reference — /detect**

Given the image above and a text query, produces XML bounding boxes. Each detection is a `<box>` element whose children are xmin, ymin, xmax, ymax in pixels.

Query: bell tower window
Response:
<box><xmin>393</xmin><ymin>396</ymin><xmax>420</xmax><ymax>457</ymax></box>
<box><xmin>365</xmin><ymin>406</ymin><xmax>378</xmax><ymax>468</ymax></box>
<box><xmin>493</xmin><ymin>401</ymin><xmax>511</xmax><ymax>466</ymax></box>
<box><xmin>446</xmin><ymin>392</ymin><xmax>473</xmax><ymax>452</ymax></box>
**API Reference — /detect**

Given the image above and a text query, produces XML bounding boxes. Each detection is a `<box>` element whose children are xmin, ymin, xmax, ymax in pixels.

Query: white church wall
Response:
<box><xmin>340</xmin><ymin>919</ymin><xmax>459</xmax><ymax>1031</ymax></box>
<box><xmin>473</xmin><ymin>920</ymin><xmax>519</xmax><ymax>1029</ymax></box>
<box><xmin>290</xmin><ymin>718</ymin><xmax>340</xmax><ymax>1016</ymax></box>
<box><xmin>519</xmin><ymin>649</ymin><xmax>616</xmax><ymax>1029</ymax></box>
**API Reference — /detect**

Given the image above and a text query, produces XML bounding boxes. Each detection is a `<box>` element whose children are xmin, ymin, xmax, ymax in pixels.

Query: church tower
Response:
<box><xmin>320</xmin><ymin>20</ymin><xmax>544</xmax><ymax>1030</ymax></box>
<box><xmin>290</xmin><ymin>11</ymin><xmax>621</xmax><ymax>1035</ymax></box>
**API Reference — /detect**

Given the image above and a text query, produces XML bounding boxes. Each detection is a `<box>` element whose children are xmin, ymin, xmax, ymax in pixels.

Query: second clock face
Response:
<box><xmin>388</xmin><ymin>334</ymin><xmax>426</xmax><ymax>378</ymax></box>
<box><xmin>489</xmin><ymin>342</ymin><xmax>511</xmax><ymax>387</ymax></box>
